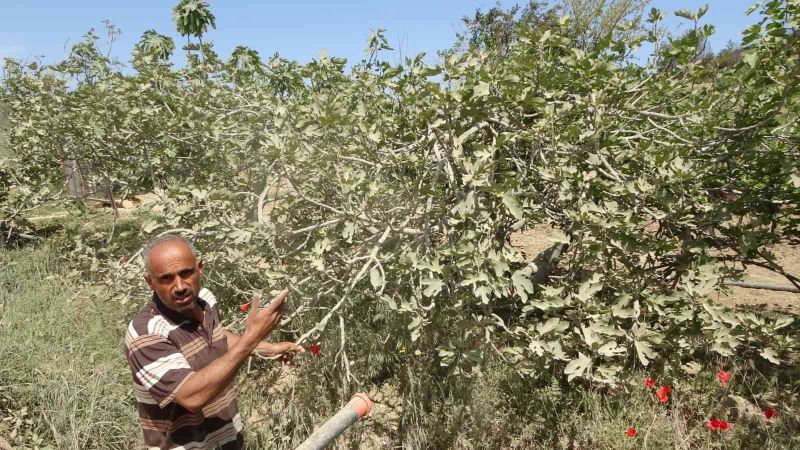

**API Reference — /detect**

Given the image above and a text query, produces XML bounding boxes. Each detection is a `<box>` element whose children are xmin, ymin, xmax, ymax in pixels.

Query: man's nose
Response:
<box><xmin>174</xmin><ymin>277</ymin><xmax>187</xmax><ymax>292</ymax></box>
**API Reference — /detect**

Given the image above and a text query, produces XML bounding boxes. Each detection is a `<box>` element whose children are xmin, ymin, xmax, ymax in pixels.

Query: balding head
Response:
<box><xmin>143</xmin><ymin>234</ymin><xmax>197</xmax><ymax>275</ymax></box>
<box><xmin>142</xmin><ymin>235</ymin><xmax>204</xmax><ymax>318</ymax></box>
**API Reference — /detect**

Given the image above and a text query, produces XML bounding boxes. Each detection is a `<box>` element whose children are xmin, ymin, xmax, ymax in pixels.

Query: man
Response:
<box><xmin>124</xmin><ymin>234</ymin><xmax>303</xmax><ymax>450</ymax></box>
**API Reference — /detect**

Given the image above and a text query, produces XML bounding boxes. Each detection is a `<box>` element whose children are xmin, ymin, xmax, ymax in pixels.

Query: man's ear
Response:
<box><xmin>144</xmin><ymin>273</ymin><xmax>154</xmax><ymax>290</ymax></box>
<box><xmin>197</xmin><ymin>259</ymin><xmax>203</xmax><ymax>277</ymax></box>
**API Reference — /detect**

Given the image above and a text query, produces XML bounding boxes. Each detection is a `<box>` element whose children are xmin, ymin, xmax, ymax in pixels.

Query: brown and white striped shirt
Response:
<box><xmin>125</xmin><ymin>288</ymin><xmax>244</xmax><ymax>450</ymax></box>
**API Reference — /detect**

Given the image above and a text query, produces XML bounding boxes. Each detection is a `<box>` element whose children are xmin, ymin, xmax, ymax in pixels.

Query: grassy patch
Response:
<box><xmin>0</xmin><ymin>245</ymin><xmax>142</xmax><ymax>449</ymax></box>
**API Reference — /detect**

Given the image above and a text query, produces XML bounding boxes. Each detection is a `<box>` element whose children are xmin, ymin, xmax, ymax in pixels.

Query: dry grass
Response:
<box><xmin>0</xmin><ymin>245</ymin><xmax>143</xmax><ymax>450</ymax></box>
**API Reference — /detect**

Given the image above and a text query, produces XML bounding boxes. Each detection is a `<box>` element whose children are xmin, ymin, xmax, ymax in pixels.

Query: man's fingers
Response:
<box><xmin>250</xmin><ymin>292</ymin><xmax>262</xmax><ymax>315</ymax></box>
<box><xmin>265</xmin><ymin>289</ymin><xmax>289</xmax><ymax>310</ymax></box>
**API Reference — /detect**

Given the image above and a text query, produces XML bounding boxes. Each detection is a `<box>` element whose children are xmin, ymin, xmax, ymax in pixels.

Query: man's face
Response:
<box><xmin>143</xmin><ymin>240</ymin><xmax>203</xmax><ymax>317</ymax></box>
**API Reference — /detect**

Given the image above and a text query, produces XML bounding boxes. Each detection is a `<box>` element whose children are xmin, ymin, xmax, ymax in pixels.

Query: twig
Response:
<box><xmin>721</xmin><ymin>279</ymin><xmax>800</xmax><ymax>294</ymax></box>
<box><xmin>286</xmin><ymin>219</ymin><xmax>343</xmax><ymax>237</ymax></box>
<box><xmin>293</xmin><ymin>226</ymin><xmax>390</xmax><ymax>346</ymax></box>
<box><xmin>338</xmin><ymin>313</ymin><xmax>351</xmax><ymax>393</ymax></box>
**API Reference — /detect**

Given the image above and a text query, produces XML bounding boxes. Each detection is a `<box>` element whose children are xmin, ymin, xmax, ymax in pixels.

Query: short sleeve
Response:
<box><xmin>126</xmin><ymin>334</ymin><xmax>195</xmax><ymax>409</ymax></box>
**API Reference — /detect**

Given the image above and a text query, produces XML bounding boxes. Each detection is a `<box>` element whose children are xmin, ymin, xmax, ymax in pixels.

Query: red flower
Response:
<box><xmin>717</xmin><ymin>370</ymin><xmax>731</xmax><ymax>385</ymax></box>
<box><xmin>626</xmin><ymin>428</ymin><xmax>637</xmax><ymax>437</ymax></box>
<box><xmin>239</xmin><ymin>303</ymin><xmax>250</xmax><ymax>312</ymax></box>
<box><xmin>707</xmin><ymin>418</ymin><xmax>730</xmax><ymax>431</ymax></box>
<box><xmin>655</xmin><ymin>385</ymin><xmax>671</xmax><ymax>403</ymax></box>
<box><xmin>764</xmin><ymin>408</ymin><xmax>780</xmax><ymax>420</ymax></box>
<box><xmin>308</xmin><ymin>344</ymin><xmax>321</xmax><ymax>355</ymax></box>
<box><xmin>644</xmin><ymin>378</ymin><xmax>656</xmax><ymax>388</ymax></box>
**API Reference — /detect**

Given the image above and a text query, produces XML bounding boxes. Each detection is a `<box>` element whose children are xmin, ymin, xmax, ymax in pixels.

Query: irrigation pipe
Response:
<box><xmin>295</xmin><ymin>393</ymin><xmax>373</xmax><ymax>450</ymax></box>
<box><xmin>721</xmin><ymin>279</ymin><xmax>800</xmax><ymax>294</ymax></box>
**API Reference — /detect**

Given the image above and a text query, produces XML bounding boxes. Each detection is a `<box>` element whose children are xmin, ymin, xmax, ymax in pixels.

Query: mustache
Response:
<box><xmin>173</xmin><ymin>287</ymin><xmax>195</xmax><ymax>299</ymax></box>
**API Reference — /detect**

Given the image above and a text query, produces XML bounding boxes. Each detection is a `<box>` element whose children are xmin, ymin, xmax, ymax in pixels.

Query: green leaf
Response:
<box><xmin>547</xmin><ymin>230</ymin><xmax>570</xmax><ymax>244</ymax></box>
<box><xmin>597</xmin><ymin>341</ymin><xmax>625</xmax><ymax>357</ymax></box>
<box><xmin>773</xmin><ymin>316</ymin><xmax>794</xmax><ymax>331</ymax></box>
<box><xmin>512</xmin><ymin>267</ymin><xmax>534</xmax><ymax>302</ymax></box>
<box><xmin>421</xmin><ymin>277</ymin><xmax>444</xmax><ymax>297</ymax></box>
<box><xmin>473</xmin><ymin>82</ymin><xmax>491</xmax><ymax>98</ymax></box>
<box><xmin>789</xmin><ymin>172</ymin><xmax>800</xmax><ymax>188</ymax></box>
<box><xmin>380</xmin><ymin>295</ymin><xmax>397</xmax><ymax>310</ymax></box>
<box><xmin>575</xmin><ymin>280</ymin><xmax>603</xmax><ymax>302</ymax></box>
<box><xmin>564</xmin><ymin>352</ymin><xmax>591</xmax><ymax>381</ymax></box>
<box><xmin>634</xmin><ymin>340</ymin><xmax>657</xmax><ymax>366</ymax></box>
<box><xmin>141</xmin><ymin>220</ymin><xmax>159</xmax><ymax>234</ymax></box>
<box><xmin>612</xmin><ymin>294</ymin><xmax>636</xmax><ymax>318</ymax></box>
<box><xmin>537</xmin><ymin>317</ymin><xmax>566</xmax><ymax>336</ymax></box>
<box><xmin>502</xmin><ymin>192</ymin><xmax>524</xmax><ymax>220</ymax></box>
<box><xmin>760</xmin><ymin>347</ymin><xmax>780</xmax><ymax>365</ymax></box>
<box><xmin>370</xmin><ymin>267</ymin><xmax>385</xmax><ymax>290</ymax></box>
<box><xmin>743</xmin><ymin>51</ymin><xmax>759</xmax><ymax>68</ymax></box>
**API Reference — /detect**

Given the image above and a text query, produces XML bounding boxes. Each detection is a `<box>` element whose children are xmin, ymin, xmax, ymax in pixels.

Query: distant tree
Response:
<box><xmin>56</xmin><ymin>29</ymin><xmax>110</xmax><ymax>84</ymax></box>
<box><xmin>455</xmin><ymin>0</ymin><xmax>649</xmax><ymax>55</ymax></box>
<box><xmin>715</xmin><ymin>39</ymin><xmax>743</xmax><ymax>68</ymax></box>
<box><xmin>456</xmin><ymin>1</ymin><xmax>558</xmax><ymax>55</ymax></box>
<box><xmin>561</xmin><ymin>0</ymin><xmax>650</xmax><ymax>49</ymax></box>
<box><xmin>132</xmin><ymin>30</ymin><xmax>175</xmax><ymax>69</ymax></box>
<box><xmin>172</xmin><ymin>0</ymin><xmax>216</xmax><ymax>56</ymax></box>
<box><xmin>658</xmin><ymin>6</ymin><xmax>717</xmax><ymax>69</ymax></box>
<box><xmin>226</xmin><ymin>46</ymin><xmax>264</xmax><ymax>84</ymax></box>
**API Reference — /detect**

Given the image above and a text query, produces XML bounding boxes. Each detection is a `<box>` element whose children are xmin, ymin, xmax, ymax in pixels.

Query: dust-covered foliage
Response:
<box><xmin>1</xmin><ymin>0</ymin><xmax>800</xmax><ymax>448</ymax></box>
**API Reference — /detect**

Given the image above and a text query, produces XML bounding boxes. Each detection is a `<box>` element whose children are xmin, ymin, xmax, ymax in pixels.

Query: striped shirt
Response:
<box><xmin>125</xmin><ymin>288</ymin><xmax>244</xmax><ymax>450</ymax></box>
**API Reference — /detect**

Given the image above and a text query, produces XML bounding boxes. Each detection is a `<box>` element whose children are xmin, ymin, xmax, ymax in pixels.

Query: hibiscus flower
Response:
<box><xmin>717</xmin><ymin>370</ymin><xmax>731</xmax><ymax>385</ymax></box>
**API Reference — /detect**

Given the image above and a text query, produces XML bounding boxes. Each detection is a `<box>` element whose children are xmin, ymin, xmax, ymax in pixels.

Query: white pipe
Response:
<box><xmin>295</xmin><ymin>393</ymin><xmax>373</xmax><ymax>450</ymax></box>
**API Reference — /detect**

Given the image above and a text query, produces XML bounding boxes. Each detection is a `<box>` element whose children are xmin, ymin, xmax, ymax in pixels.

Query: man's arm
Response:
<box><xmin>174</xmin><ymin>290</ymin><xmax>287</xmax><ymax>413</ymax></box>
<box><xmin>173</xmin><ymin>333</ymin><xmax>258</xmax><ymax>412</ymax></box>
<box><xmin>224</xmin><ymin>329</ymin><xmax>304</xmax><ymax>357</ymax></box>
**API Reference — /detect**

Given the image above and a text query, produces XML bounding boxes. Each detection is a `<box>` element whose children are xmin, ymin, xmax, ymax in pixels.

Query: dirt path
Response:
<box><xmin>716</xmin><ymin>243</ymin><xmax>800</xmax><ymax>314</ymax></box>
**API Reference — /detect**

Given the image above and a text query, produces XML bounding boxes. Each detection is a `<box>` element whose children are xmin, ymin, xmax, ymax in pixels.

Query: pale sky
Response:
<box><xmin>0</xmin><ymin>1</ymin><xmax>760</xmax><ymax>68</ymax></box>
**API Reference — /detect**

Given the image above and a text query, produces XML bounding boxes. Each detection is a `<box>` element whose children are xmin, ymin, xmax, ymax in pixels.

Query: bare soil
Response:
<box><xmin>717</xmin><ymin>243</ymin><xmax>800</xmax><ymax>314</ymax></box>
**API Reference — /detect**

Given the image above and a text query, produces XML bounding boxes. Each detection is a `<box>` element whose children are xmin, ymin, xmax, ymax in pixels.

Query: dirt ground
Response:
<box><xmin>509</xmin><ymin>226</ymin><xmax>800</xmax><ymax>315</ymax></box>
<box><xmin>716</xmin><ymin>243</ymin><xmax>800</xmax><ymax>315</ymax></box>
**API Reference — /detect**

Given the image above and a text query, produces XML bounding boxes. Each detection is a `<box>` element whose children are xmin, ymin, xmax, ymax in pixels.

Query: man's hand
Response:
<box><xmin>241</xmin><ymin>289</ymin><xmax>287</xmax><ymax>349</ymax></box>
<box><xmin>256</xmin><ymin>341</ymin><xmax>305</xmax><ymax>362</ymax></box>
